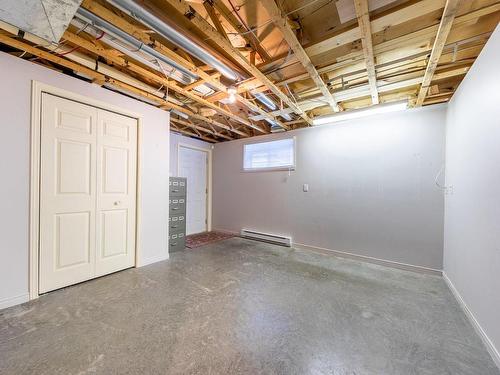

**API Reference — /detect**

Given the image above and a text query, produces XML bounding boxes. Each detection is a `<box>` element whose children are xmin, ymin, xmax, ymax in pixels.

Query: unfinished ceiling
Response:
<box><xmin>0</xmin><ymin>0</ymin><xmax>83</xmax><ymax>42</ymax></box>
<box><xmin>0</xmin><ymin>0</ymin><xmax>498</xmax><ymax>142</ymax></box>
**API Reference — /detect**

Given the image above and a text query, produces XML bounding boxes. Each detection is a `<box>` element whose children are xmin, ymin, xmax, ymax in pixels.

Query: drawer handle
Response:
<box><xmin>172</xmin><ymin>189</ymin><xmax>179</xmax><ymax>192</ymax></box>
<box><xmin>171</xmin><ymin>242</ymin><xmax>178</xmax><ymax>246</ymax></box>
<box><xmin>171</xmin><ymin>225</ymin><xmax>178</xmax><ymax>228</ymax></box>
<box><xmin>172</xmin><ymin>207</ymin><xmax>179</xmax><ymax>210</ymax></box>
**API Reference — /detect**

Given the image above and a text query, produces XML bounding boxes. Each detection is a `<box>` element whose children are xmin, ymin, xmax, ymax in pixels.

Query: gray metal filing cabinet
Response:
<box><xmin>169</xmin><ymin>177</ymin><xmax>187</xmax><ymax>252</ymax></box>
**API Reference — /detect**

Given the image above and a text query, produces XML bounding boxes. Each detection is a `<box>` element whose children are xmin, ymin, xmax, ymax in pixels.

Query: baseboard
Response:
<box><xmin>214</xmin><ymin>228</ymin><xmax>442</xmax><ymax>276</ymax></box>
<box><xmin>0</xmin><ymin>293</ymin><xmax>30</xmax><ymax>310</ymax></box>
<box><xmin>293</xmin><ymin>242</ymin><xmax>442</xmax><ymax>276</ymax></box>
<box><xmin>137</xmin><ymin>253</ymin><xmax>169</xmax><ymax>267</ymax></box>
<box><xmin>213</xmin><ymin>228</ymin><xmax>240</xmax><ymax>236</ymax></box>
<box><xmin>443</xmin><ymin>273</ymin><xmax>500</xmax><ymax>369</ymax></box>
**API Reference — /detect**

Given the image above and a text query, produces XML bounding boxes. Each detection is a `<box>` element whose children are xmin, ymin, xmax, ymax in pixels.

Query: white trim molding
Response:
<box><xmin>443</xmin><ymin>273</ymin><xmax>500</xmax><ymax>369</ymax></box>
<box><xmin>137</xmin><ymin>253</ymin><xmax>170</xmax><ymax>268</ymax></box>
<box><xmin>293</xmin><ymin>242</ymin><xmax>443</xmax><ymax>276</ymax></box>
<box><xmin>0</xmin><ymin>293</ymin><xmax>30</xmax><ymax>310</ymax></box>
<box><xmin>213</xmin><ymin>228</ymin><xmax>442</xmax><ymax>276</ymax></box>
<box><xmin>29</xmin><ymin>81</ymin><xmax>144</xmax><ymax>301</ymax></box>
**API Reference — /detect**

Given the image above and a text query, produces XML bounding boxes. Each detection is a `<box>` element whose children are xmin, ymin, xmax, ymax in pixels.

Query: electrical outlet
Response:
<box><xmin>303</xmin><ymin>184</ymin><xmax>309</xmax><ymax>192</ymax></box>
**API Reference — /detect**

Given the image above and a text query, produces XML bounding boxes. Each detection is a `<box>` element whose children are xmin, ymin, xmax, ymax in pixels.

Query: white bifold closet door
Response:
<box><xmin>39</xmin><ymin>94</ymin><xmax>137</xmax><ymax>293</ymax></box>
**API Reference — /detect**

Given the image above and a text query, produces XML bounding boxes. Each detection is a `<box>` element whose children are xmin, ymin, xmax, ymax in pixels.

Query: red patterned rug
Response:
<box><xmin>186</xmin><ymin>231</ymin><xmax>236</xmax><ymax>248</ymax></box>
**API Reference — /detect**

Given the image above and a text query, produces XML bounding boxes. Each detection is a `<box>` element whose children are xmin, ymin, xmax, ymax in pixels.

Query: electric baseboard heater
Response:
<box><xmin>240</xmin><ymin>229</ymin><xmax>292</xmax><ymax>247</ymax></box>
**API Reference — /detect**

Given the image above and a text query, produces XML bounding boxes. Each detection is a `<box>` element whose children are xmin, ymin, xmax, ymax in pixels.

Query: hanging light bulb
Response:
<box><xmin>227</xmin><ymin>87</ymin><xmax>237</xmax><ymax>104</ymax></box>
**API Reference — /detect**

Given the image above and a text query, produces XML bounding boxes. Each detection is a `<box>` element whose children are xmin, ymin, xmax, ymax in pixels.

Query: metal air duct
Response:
<box><xmin>76</xmin><ymin>8</ymin><xmax>197</xmax><ymax>84</ymax></box>
<box><xmin>106</xmin><ymin>0</ymin><xmax>240</xmax><ymax>81</ymax></box>
<box><xmin>253</xmin><ymin>92</ymin><xmax>293</xmax><ymax>121</ymax></box>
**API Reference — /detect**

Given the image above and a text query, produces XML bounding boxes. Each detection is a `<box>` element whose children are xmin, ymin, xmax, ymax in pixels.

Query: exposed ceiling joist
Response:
<box><xmin>260</xmin><ymin>0</ymin><xmax>340</xmax><ymax>113</ymax></box>
<box><xmin>353</xmin><ymin>0</ymin><xmax>378</xmax><ymax>105</ymax></box>
<box><xmin>212</xmin><ymin>0</ymin><xmax>271</xmax><ymax>62</ymax></box>
<box><xmin>159</xmin><ymin>0</ymin><xmax>310</xmax><ymax>127</ymax></box>
<box><xmin>203</xmin><ymin>1</ymin><xmax>229</xmax><ymax>40</ymax></box>
<box><xmin>80</xmin><ymin>0</ymin><xmax>279</xmax><ymax>131</ymax></box>
<box><xmin>0</xmin><ymin>31</ymin><xmax>243</xmax><ymax>142</ymax></box>
<box><xmin>62</xmin><ymin>30</ymin><xmax>266</xmax><ymax>135</ymax></box>
<box><xmin>416</xmin><ymin>0</ymin><xmax>461</xmax><ymax>106</ymax></box>
<box><xmin>171</xmin><ymin>117</ymin><xmax>233</xmax><ymax>140</ymax></box>
<box><xmin>0</xmin><ymin>0</ymin><xmax>495</xmax><ymax>143</ymax></box>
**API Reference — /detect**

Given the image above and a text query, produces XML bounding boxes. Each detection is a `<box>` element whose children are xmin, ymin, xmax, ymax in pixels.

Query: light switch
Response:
<box><xmin>303</xmin><ymin>184</ymin><xmax>309</xmax><ymax>192</ymax></box>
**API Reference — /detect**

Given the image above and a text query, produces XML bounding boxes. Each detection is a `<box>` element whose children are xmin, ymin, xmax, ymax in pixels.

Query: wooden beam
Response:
<box><xmin>0</xmin><ymin>32</ymin><xmax>244</xmax><ymax>141</ymax></box>
<box><xmin>260</xmin><ymin>0</ymin><xmax>340</xmax><ymax>113</ymax></box>
<box><xmin>353</xmin><ymin>0</ymin><xmax>378</xmax><ymax>105</ymax></box>
<box><xmin>63</xmin><ymin>31</ymin><xmax>266</xmax><ymax>135</ymax></box>
<box><xmin>171</xmin><ymin>117</ymin><xmax>233</xmax><ymax>140</ymax></box>
<box><xmin>269</xmin><ymin>3</ymin><xmax>500</xmax><ymax>88</ymax></box>
<box><xmin>297</xmin><ymin>65</ymin><xmax>469</xmax><ymax>110</ymax></box>
<box><xmin>212</xmin><ymin>0</ymin><xmax>271</xmax><ymax>61</ymax></box>
<box><xmin>416</xmin><ymin>0</ymin><xmax>461</xmax><ymax>106</ymax></box>
<box><xmin>170</xmin><ymin>124</ymin><xmax>217</xmax><ymax>142</ymax></box>
<box><xmin>203</xmin><ymin>1</ymin><xmax>228</xmax><ymax>40</ymax></box>
<box><xmin>81</xmin><ymin>0</ymin><xmax>282</xmax><ymax>129</ymax></box>
<box><xmin>159</xmin><ymin>0</ymin><xmax>309</xmax><ymax>127</ymax></box>
<box><xmin>304</xmin><ymin>0</ymin><xmax>446</xmax><ymax>58</ymax></box>
<box><xmin>0</xmin><ymin>33</ymin><xmax>105</xmax><ymax>82</ymax></box>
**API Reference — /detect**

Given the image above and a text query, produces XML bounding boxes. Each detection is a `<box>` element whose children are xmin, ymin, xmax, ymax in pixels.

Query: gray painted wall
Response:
<box><xmin>444</xmin><ymin>25</ymin><xmax>500</xmax><ymax>362</ymax></box>
<box><xmin>0</xmin><ymin>51</ymin><xmax>170</xmax><ymax>309</ymax></box>
<box><xmin>213</xmin><ymin>105</ymin><xmax>446</xmax><ymax>270</ymax></box>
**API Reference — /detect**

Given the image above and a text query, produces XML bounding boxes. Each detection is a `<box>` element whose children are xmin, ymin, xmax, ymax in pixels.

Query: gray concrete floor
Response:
<box><xmin>1</xmin><ymin>238</ymin><xmax>498</xmax><ymax>375</ymax></box>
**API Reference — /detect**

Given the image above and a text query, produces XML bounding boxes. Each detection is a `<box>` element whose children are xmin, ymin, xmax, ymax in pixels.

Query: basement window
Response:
<box><xmin>243</xmin><ymin>138</ymin><xmax>295</xmax><ymax>171</ymax></box>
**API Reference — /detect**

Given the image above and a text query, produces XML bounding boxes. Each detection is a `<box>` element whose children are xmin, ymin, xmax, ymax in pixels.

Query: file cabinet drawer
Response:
<box><xmin>169</xmin><ymin>232</ymin><xmax>186</xmax><ymax>252</ymax></box>
<box><xmin>169</xmin><ymin>178</ymin><xmax>186</xmax><ymax>196</ymax></box>
<box><xmin>169</xmin><ymin>197</ymin><xmax>186</xmax><ymax>215</ymax></box>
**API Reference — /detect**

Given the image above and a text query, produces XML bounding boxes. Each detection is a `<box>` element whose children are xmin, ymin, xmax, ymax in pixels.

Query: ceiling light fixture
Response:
<box><xmin>228</xmin><ymin>87</ymin><xmax>237</xmax><ymax>104</ymax></box>
<box><xmin>312</xmin><ymin>101</ymin><xmax>409</xmax><ymax>126</ymax></box>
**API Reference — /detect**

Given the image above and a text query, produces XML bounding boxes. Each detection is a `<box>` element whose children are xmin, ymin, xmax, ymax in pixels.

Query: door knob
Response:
<box><xmin>114</xmin><ymin>201</ymin><xmax>121</xmax><ymax>206</ymax></box>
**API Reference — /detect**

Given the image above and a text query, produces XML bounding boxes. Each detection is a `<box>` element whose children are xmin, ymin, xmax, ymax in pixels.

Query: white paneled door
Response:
<box><xmin>39</xmin><ymin>94</ymin><xmax>137</xmax><ymax>293</ymax></box>
<box><xmin>178</xmin><ymin>146</ymin><xmax>208</xmax><ymax>235</ymax></box>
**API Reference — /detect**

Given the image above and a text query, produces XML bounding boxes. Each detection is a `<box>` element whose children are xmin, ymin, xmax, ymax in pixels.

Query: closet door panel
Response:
<box><xmin>39</xmin><ymin>94</ymin><xmax>97</xmax><ymax>293</ymax></box>
<box><xmin>95</xmin><ymin>109</ymin><xmax>137</xmax><ymax>276</ymax></box>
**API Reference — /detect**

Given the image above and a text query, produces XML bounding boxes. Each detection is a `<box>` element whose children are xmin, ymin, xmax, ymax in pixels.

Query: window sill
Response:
<box><xmin>242</xmin><ymin>166</ymin><xmax>295</xmax><ymax>172</ymax></box>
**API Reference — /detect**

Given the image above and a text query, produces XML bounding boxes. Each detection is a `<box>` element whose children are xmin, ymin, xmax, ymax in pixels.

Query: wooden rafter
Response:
<box><xmin>62</xmin><ymin>30</ymin><xmax>265</xmax><ymax>135</ymax></box>
<box><xmin>297</xmin><ymin>65</ymin><xmax>470</xmax><ymax>110</ymax></box>
<box><xmin>0</xmin><ymin>32</ymin><xmax>240</xmax><ymax>142</ymax></box>
<box><xmin>416</xmin><ymin>0</ymin><xmax>461</xmax><ymax>106</ymax></box>
<box><xmin>170</xmin><ymin>124</ymin><xmax>217</xmax><ymax>142</ymax></box>
<box><xmin>212</xmin><ymin>0</ymin><xmax>271</xmax><ymax>62</ymax></box>
<box><xmin>171</xmin><ymin>117</ymin><xmax>232</xmax><ymax>140</ymax></box>
<box><xmin>260</xmin><ymin>0</ymin><xmax>340</xmax><ymax>113</ymax></box>
<box><xmin>81</xmin><ymin>0</ymin><xmax>283</xmax><ymax>130</ymax></box>
<box><xmin>0</xmin><ymin>0</ymin><xmax>495</xmax><ymax>142</ymax></box>
<box><xmin>353</xmin><ymin>0</ymin><xmax>378</xmax><ymax>105</ymax></box>
<box><xmin>263</xmin><ymin>2</ymin><xmax>499</xmax><ymax>89</ymax></box>
<box><xmin>304</xmin><ymin>0</ymin><xmax>446</xmax><ymax>58</ymax></box>
<box><xmin>159</xmin><ymin>0</ymin><xmax>310</xmax><ymax>127</ymax></box>
<box><xmin>203</xmin><ymin>1</ymin><xmax>228</xmax><ymax>40</ymax></box>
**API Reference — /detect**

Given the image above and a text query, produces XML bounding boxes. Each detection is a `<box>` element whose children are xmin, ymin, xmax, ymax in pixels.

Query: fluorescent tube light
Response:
<box><xmin>312</xmin><ymin>101</ymin><xmax>408</xmax><ymax>126</ymax></box>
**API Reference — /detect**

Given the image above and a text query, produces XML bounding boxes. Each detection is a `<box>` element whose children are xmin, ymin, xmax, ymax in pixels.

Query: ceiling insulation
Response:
<box><xmin>0</xmin><ymin>0</ymin><xmax>82</xmax><ymax>42</ymax></box>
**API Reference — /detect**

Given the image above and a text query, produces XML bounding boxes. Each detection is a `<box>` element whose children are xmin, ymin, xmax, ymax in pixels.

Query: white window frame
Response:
<box><xmin>242</xmin><ymin>137</ymin><xmax>296</xmax><ymax>172</ymax></box>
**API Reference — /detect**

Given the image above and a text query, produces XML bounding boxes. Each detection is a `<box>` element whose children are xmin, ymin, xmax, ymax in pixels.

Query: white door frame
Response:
<box><xmin>177</xmin><ymin>143</ymin><xmax>212</xmax><ymax>232</ymax></box>
<box><xmin>29</xmin><ymin>81</ymin><xmax>143</xmax><ymax>300</ymax></box>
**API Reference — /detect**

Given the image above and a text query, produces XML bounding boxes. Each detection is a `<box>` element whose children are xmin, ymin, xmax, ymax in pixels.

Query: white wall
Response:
<box><xmin>213</xmin><ymin>105</ymin><xmax>446</xmax><ymax>270</ymax></box>
<box><xmin>0</xmin><ymin>52</ymin><xmax>170</xmax><ymax>309</ymax></box>
<box><xmin>443</xmin><ymin>25</ymin><xmax>500</xmax><ymax>365</ymax></box>
<box><xmin>169</xmin><ymin>131</ymin><xmax>212</xmax><ymax>177</ymax></box>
